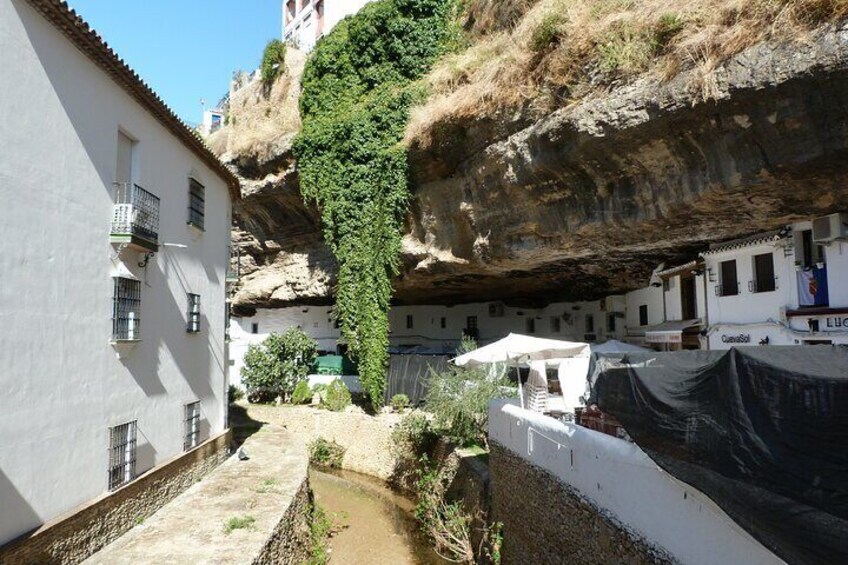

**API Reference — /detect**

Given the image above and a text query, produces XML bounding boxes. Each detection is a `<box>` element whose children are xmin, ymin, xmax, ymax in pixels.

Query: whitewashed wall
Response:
<box><xmin>624</xmin><ymin>285</ymin><xmax>664</xmax><ymax>331</ymax></box>
<box><xmin>489</xmin><ymin>401</ymin><xmax>782</xmax><ymax>565</ymax></box>
<box><xmin>0</xmin><ymin>0</ymin><xmax>230</xmax><ymax>545</ymax></box>
<box><xmin>283</xmin><ymin>0</ymin><xmax>375</xmax><ymax>51</ymax></box>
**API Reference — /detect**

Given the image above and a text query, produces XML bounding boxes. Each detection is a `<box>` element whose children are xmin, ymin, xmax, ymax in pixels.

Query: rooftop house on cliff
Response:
<box><xmin>283</xmin><ymin>0</ymin><xmax>374</xmax><ymax>52</ymax></box>
<box><xmin>0</xmin><ymin>0</ymin><xmax>239</xmax><ymax>557</ymax></box>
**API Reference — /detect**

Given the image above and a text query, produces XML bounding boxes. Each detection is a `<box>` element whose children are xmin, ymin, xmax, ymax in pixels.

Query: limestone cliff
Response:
<box><xmin>220</xmin><ymin>22</ymin><xmax>848</xmax><ymax>313</ymax></box>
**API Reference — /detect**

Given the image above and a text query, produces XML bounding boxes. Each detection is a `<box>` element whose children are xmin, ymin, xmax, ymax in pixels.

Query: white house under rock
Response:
<box><xmin>0</xmin><ymin>0</ymin><xmax>238</xmax><ymax>553</ymax></box>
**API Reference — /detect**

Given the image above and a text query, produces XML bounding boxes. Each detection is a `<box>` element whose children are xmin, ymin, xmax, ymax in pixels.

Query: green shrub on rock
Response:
<box><xmin>240</xmin><ymin>329</ymin><xmax>317</xmax><ymax>403</ymax></box>
<box><xmin>320</xmin><ymin>379</ymin><xmax>352</xmax><ymax>412</ymax></box>
<box><xmin>308</xmin><ymin>437</ymin><xmax>346</xmax><ymax>469</ymax></box>
<box><xmin>391</xmin><ymin>412</ymin><xmax>436</xmax><ymax>458</ymax></box>
<box><xmin>391</xmin><ymin>393</ymin><xmax>410</xmax><ymax>413</ymax></box>
<box><xmin>425</xmin><ymin>338</ymin><xmax>515</xmax><ymax>446</ymax></box>
<box><xmin>292</xmin><ymin>380</ymin><xmax>313</xmax><ymax>405</ymax></box>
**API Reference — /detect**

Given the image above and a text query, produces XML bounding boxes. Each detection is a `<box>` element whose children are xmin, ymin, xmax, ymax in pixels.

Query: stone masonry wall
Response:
<box><xmin>0</xmin><ymin>430</ymin><xmax>231</xmax><ymax>565</ymax></box>
<box><xmin>490</xmin><ymin>442</ymin><xmax>674</xmax><ymax>565</ymax></box>
<box><xmin>254</xmin><ymin>478</ymin><xmax>312</xmax><ymax>565</ymax></box>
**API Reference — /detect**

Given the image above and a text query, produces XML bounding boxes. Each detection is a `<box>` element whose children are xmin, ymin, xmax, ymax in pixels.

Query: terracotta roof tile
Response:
<box><xmin>25</xmin><ymin>0</ymin><xmax>241</xmax><ymax>200</ymax></box>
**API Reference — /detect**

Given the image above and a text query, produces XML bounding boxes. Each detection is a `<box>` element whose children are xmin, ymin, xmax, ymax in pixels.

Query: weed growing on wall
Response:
<box><xmin>260</xmin><ymin>39</ymin><xmax>287</xmax><ymax>84</ymax></box>
<box><xmin>293</xmin><ymin>0</ymin><xmax>461</xmax><ymax>409</ymax></box>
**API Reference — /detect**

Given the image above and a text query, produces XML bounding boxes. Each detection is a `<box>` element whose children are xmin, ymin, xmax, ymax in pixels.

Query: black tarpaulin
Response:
<box><xmin>384</xmin><ymin>354</ymin><xmax>449</xmax><ymax>405</ymax></box>
<box><xmin>590</xmin><ymin>346</ymin><xmax>848</xmax><ymax>565</ymax></box>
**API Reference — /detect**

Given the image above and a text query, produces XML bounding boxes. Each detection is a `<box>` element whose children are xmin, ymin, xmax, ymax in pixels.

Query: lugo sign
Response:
<box><xmin>819</xmin><ymin>316</ymin><xmax>848</xmax><ymax>331</ymax></box>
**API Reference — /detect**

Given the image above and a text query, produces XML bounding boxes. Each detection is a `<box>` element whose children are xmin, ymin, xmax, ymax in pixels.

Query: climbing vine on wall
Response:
<box><xmin>293</xmin><ymin>0</ymin><xmax>460</xmax><ymax>408</ymax></box>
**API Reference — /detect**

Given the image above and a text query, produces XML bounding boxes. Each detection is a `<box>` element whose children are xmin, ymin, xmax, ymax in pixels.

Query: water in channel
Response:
<box><xmin>310</xmin><ymin>469</ymin><xmax>452</xmax><ymax>565</ymax></box>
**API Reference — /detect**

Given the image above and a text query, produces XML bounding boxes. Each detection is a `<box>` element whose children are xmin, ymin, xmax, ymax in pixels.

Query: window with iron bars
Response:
<box><xmin>108</xmin><ymin>420</ymin><xmax>137</xmax><ymax>490</ymax></box>
<box><xmin>188</xmin><ymin>179</ymin><xmax>205</xmax><ymax>230</ymax></box>
<box><xmin>112</xmin><ymin>277</ymin><xmax>141</xmax><ymax>340</ymax></box>
<box><xmin>184</xmin><ymin>401</ymin><xmax>201</xmax><ymax>451</ymax></box>
<box><xmin>187</xmin><ymin>293</ymin><xmax>201</xmax><ymax>333</ymax></box>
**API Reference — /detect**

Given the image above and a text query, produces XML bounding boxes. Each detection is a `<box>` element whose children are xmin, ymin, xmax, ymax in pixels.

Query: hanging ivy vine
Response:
<box><xmin>293</xmin><ymin>0</ymin><xmax>459</xmax><ymax>408</ymax></box>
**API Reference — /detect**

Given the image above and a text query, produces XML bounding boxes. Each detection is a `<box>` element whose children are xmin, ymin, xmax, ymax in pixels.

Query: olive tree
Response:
<box><xmin>240</xmin><ymin>328</ymin><xmax>317</xmax><ymax>403</ymax></box>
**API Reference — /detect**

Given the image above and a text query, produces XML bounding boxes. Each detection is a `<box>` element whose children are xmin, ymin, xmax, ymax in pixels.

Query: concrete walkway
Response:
<box><xmin>83</xmin><ymin>425</ymin><xmax>309</xmax><ymax>565</ymax></box>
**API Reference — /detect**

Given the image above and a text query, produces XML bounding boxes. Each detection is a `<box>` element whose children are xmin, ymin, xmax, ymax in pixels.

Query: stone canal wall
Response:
<box><xmin>490</xmin><ymin>442</ymin><xmax>671</xmax><ymax>565</ymax></box>
<box><xmin>81</xmin><ymin>425</ymin><xmax>310</xmax><ymax>565</ymax></box>
<box><xmin>0</xmin><ymin>430</ymin><xmax>231</xmax><ymax>565</ymax></box>
<box><xmin>488</xmin><ymin>400</ymin><xmax>782</xmax><ymax>565</ymax></box>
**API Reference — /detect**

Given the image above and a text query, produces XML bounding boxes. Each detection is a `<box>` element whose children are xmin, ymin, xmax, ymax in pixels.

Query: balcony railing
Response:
<box><xmin>715</xmin><ymin>282</ymin><xmax>741</xmax><ymax>297</ymax></box>
<box><xmin>749</xmin><ymin>277</ymin><xmax>778</xmax><ymax>293</ymax></box>
<box><xmin>110</xmin><ymin>183</ymin><xmax>160</xmax><ymax>251</ymax></box>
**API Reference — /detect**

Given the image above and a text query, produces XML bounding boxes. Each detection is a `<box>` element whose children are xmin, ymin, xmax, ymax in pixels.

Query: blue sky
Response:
<box><xmin>67</xmin><ymin>0</ymin><xmax>281</xmax><ymax>125</ymax></box>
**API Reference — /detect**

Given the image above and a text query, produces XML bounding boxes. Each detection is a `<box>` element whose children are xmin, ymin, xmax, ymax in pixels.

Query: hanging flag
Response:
<box><xmin>814</xmin><ymin>265</ymin><xmax>830</xmax><ymax>306</ymax></box>
<box><xmin>797</xmin><ymin>269</ymin><xmax>816</xmax><ymax>306</ymax></box>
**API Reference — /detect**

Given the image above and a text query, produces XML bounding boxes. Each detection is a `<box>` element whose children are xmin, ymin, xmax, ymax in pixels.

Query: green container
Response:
<box><xmin>312</xmin><ymin>354</ymin><xmax>358</xmax><ymax>375</ymax></box>
<box><xmin>314</xmin><ymin>355</ymin><xmax>344</xmax><ymax>375</ymax></box>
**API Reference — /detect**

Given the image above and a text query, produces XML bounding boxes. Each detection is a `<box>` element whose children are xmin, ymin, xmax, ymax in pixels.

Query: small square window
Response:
<box><xmin>188</xmin><ymin>179</ymin><xmax>205</xmax><ymax>230</ymax></box>
<box><xmin>108</xmin><ymin>421</ymin><xmax>137</xmax><ymax>490</ymax></box>
<box><xmin>184</xmin><ymin>401</ymin><xmax>201</xmax><ymax>451</ymax></box>
<box><xmin>187</xmin><ymin>293</ymin><xmax>201</xmax><ymax>333</ymax></box>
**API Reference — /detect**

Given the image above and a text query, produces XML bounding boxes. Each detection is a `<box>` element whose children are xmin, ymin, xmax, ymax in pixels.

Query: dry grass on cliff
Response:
<box><xmin>406</xmin><ymin>0</ymin><xmax>848</xmax><ymax>148</ymax></box>
<box><xmin>207</xmin><ymin>48</ymin><xmax>306</xmax><ymax>164</ymax></box>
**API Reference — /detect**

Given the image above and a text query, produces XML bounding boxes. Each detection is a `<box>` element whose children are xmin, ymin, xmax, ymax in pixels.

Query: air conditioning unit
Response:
<box><xmin>812</xmin><ymin>213</ymin><xmax>848</xmax><ymax>242</ymax></box>
<box><xmin>488</xmin><ymin>303</ymin><xmax>505</xmax><ymax>318</ymax></box>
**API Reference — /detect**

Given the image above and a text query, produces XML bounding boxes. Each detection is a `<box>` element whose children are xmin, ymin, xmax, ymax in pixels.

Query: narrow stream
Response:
<box><xmin>310</xmin><ymin>469</ymin><xmax>451</xmax><ymax>565</ymax></box>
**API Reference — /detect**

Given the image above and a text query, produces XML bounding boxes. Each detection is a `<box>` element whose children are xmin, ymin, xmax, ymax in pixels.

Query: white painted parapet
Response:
<box><xmin>488</xmin><ymin>400</ymin><xmax>783</xmax><ymax>565</ymax></box>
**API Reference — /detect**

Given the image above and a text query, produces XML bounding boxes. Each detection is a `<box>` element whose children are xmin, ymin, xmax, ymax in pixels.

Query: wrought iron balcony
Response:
<box><xmin>110</xmin><ymin>183</ymin><xmax>160</xmax><ymax>252</ymax></box>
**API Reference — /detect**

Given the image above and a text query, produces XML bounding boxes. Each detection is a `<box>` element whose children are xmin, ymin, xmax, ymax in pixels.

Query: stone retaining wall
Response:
<box><xmin>254</xmin><ymin>478</ymin><xmax>311</xmax><ymax>565</ymax></box>
<box><xmin>490</xmin><ymin>443</ymin><xmax>672</xmax><ymax>565</ymax></box>
<box><xmin>242</xmin><ymin>404</ymin><xmax>402</xmax><ymax>480</ymax></box>
<box><xmin>0</xmin><ymin>430</ymin><xmax>231</xmax><ymax>565</ymax></box>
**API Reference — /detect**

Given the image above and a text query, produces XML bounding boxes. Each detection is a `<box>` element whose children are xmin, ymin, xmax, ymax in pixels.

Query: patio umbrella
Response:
<box><xmin>453</xmin><ymin>333</ymin><xmax>590</xmax><ymax>408</ymax></box>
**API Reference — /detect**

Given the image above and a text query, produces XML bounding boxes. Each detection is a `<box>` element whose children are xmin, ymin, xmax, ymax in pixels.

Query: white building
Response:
<box><xmin>229</xmin><ymin>297</ymin><xmax>628</xmax><ymax>386</ymax></box>
<box><xmin>199</xmin><ymin>108</ymin><xmax>225</xmax><ymax>136</ymax></box>
<box><xmin>1</xmin><ymin>0</ymin><xmax>238</xmax><ymax>547</ymax></box>
<box><xmin>702</xmin><ymin>217</ymin><xmax>848</xmax><ymax>348</ymax></box>
<box><xmin>283</xmin><ymin>0</ymin><xmax>375</xmax><ymax>52</ymax></box>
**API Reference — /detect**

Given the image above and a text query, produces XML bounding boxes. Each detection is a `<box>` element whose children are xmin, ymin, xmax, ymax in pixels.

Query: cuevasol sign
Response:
<box><xmin>721</xmin><ymin>334</ymin><xmax>752</xmax><ymax>344</ymax></box>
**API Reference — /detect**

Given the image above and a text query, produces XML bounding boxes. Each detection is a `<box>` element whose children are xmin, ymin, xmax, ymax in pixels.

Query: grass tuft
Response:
<box><xmin>223</xmin><ymin>515</ymin><xmax>256</xmax><ymax>535</ymax></box>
